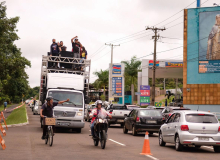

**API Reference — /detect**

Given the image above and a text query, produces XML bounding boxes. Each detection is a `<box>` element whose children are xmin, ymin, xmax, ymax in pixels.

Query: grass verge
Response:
<box><xmin>5</xmin><ymin>104</ymin><xmax>27</xmax><ymax>125</ymax></box>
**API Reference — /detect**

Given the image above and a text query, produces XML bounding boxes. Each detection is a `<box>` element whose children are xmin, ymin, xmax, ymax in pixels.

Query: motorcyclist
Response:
<box><xmin>89</xmin><ymin>100</ymin><xmax>112</xmax><ymax>139</ymax></box>
<box><xmin>40</xmin><ymin>96</ymin><xmax>69</xmax><ymax>139</ymax></box>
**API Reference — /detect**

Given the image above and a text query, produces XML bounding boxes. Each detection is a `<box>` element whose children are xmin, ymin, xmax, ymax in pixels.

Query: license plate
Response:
<box><xmin>60</xmin><ymin>123</ymin><xmax>69</xmax><ymax>126</ymax></box>
<box><xmin>198</xmin><ymin>137</ymin><xmax>209</xmax><ymax>141</ymax></box>
<box><xmin>147</xmin><ymin>120</ymin><xmax>156</xmax><ymax>124</ymax></box>
<box><xmin>117</xmin><ymin>119</ymin><xmax>124</xmax><ymax>122</ymax></box>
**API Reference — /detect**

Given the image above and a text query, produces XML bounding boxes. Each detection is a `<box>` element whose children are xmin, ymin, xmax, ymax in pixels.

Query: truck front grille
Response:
<box><xmin>54</xmin><ymin>110</ymin><xmax>76</xmax><ymax>117</ymax></box>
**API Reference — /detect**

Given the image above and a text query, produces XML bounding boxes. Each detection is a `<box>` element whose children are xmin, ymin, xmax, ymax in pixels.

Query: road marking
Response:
<box><xmin>108</xmin><ymin>139</ymin><xmax>126</xmax><ymax>146</ymax></box>
<box><xmin>89</xmin><ymin>130</ymin><xmax>91</xmax><ymax>131</ymax></box>
<box><xmin>202</xmin><ymin>146</ymin><xmax>213</xmax><ymax>150</ymax></box>
<box><xmin>146</xmin><ymin>155</ymin><xmax>159</xmax><ymax>160</ymax></box>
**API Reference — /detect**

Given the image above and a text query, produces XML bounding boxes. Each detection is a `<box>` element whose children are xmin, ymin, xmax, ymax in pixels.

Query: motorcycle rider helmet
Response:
<box><xmin>96</xmin><ymin>100</ymin><xmax>102</xmax><ymax>107</ymax></box>
<box><xmin>46</xmin><ymin>96</ymin><xmax>53</xmax><ymax>102</ymax></box>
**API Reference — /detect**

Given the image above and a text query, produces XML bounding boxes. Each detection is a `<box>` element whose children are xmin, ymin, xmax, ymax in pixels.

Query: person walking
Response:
<box><xmin>3</xmin><ymin>101</ymin><xmax>7</xmax><ymax>111</ymax></box>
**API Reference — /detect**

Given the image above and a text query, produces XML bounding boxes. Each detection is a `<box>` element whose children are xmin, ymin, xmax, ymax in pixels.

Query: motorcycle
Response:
<box><xmin>93</xmin><ymin>114</ymin><xmax>109</xmax><ymax>149</ymax></box>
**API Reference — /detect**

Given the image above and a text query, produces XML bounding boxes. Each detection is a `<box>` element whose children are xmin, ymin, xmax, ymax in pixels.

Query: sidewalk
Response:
<box><xmin>1</xmin><ymin>104</ymin><xmax>20</xmax><ymax>120</ymax></box>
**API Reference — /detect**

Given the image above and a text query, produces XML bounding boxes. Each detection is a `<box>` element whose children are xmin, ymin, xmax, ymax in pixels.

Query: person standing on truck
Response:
<box><xmin>50</xmin><ymin>39</ymin><xmax>59</xmax><ymax>68</ymax></box>
<box><xmin>89</xmin><ymin>100</ymin><xmax>112</xmax><ymax>139</ymax></box>
<box><xmin>71</xmin><ymin>36</ymin><xmax>82</xmax><ymax>70</ymax></box>
<box><xmin>40</xmin><ymin>96</ymin><xmax>70</xmax><ymax>140</ymax></box>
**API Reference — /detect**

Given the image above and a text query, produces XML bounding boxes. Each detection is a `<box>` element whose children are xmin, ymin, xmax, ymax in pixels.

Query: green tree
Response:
<box><xmin>93</xmin><ymin>69</ymin><xmax>109</xmax><ymax>100</ymax></box>
<box><xmin>0</xmin><ymin>2</ymin><xmax>31</xmax><ymax>103</ymax></box>
<box><xmin>122</xmin><ymin>56</ymin><xmax>141</xmax><ymax>101</ymax></box>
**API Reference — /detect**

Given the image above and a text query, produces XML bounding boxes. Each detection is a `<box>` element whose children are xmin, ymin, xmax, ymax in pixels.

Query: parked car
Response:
<box><xmin>33</xmin><ymin>100</ymin><xmax>40</xmax><ymax>115</ymax></box>
<box><xmin>159</xmin><ymin>110</ymin><xmax>220</xmax><ymax>152</ymax></box>
<box><xmin>84</xmin><ymin>104</ymin><xmax>96</xmax><ymax>122</ymax></box>
<box><xmin>107</xmin><ymin>104</ymin><xmax>131</xmax><ymax>127</ymax></box>
<box><xmin>123</xmin><ymin>108</ymin><xmax>165</xmax><ymax>136</ymax></box>
<box><xmin>25</xmin><ymin>99</ymin><xmax>31</xmax><ymax>104</ymax></box>
<box><xmin>126</xmin><ymin>105</ymin><xmax>140</xmax><ymax>110</ymax></box>
<box><xmin>161</xmin><ymin>106</ymin><xmax>190</xmax><ymax>119</ymax></box>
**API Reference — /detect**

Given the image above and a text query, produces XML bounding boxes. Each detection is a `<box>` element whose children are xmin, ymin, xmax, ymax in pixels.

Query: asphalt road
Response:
<box><xmin>1</xmin><ymin>105</ymin><xmax>220</xmax><ymax>160</ymax></box>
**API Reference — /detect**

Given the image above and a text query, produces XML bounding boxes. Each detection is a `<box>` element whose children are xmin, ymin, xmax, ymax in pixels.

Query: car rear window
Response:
<box><xmin>185</xmin><ymin>114</ymin><xmax>218</xmax><ymax>123</ymax></box>
<box><xmin>127</xmin><ymin>106</ymin><xmax>140</xmax><ymax>110</ymax></box>
<box><xmin>139</xmin><ymin>110</ymin><xmax>162</xmax><ymax>117</ymax></box>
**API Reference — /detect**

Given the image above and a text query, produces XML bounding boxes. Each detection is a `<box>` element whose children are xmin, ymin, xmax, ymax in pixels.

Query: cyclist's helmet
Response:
<box><xmin>95</xmin><ymin>100</ymin><xmax>102</xmax><ymax>107</ymax></box>
<box><xmin>46</xmin><ymin>96</ymin><xmax>53</xmax><ymax>101</ymax></box>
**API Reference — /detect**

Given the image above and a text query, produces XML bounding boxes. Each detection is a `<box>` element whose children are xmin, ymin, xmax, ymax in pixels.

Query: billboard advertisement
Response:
<box><xmin>165</xmin><ymin>62</ymin><xmax>183</xmax><ymax>67</ymax></box>
<box><xmin>199</xmin><ymin>11</ymin><xmax>220</xmax><ymax>73</ymax></box>
<box><xmin>112</xmin><ymin>65</ymin><xmax>121</xmax><ymax>74</ymax></box>
<box><xmin>140</xmin><ymin>85</ymin><xmax>150</xmax><ymax>106</ymax></box>
<box><xmin>112</xmin><ymin>77</ymin><xmax>122</xmax><ymax>96</ymax></box>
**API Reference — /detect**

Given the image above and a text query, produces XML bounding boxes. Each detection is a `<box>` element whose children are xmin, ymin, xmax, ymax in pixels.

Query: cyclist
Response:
<box><xmin>89</xmin><ymin>100</ymin><xmax>112</xmax><ymax>139</ymax></box>
<box><xmin>40</xmin><ymin>96</ymin><xmax>69</xmax><ymax>139</ymax></box>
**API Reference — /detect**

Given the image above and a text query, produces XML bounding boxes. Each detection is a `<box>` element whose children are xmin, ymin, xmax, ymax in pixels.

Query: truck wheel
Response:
<box><xmin>214</xmin><ymin>146</ymin><xmax>220</xmax><ymax>153</ymax></box>
<box><xmin>76</xmin><ymin>128</ymin><xmax>81</xmax><ymax>133</ymax></box>
<box><xmin>120</xmin><ymin>123</ymin><xmax>124</xmax><ymax>128</ymax></box>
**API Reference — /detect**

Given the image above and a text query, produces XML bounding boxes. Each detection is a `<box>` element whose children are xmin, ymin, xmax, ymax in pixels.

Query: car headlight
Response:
<box><xmin>77</xmin><ymin>112</ymin><xmax>82</xmax><ymax>116</ymax></box>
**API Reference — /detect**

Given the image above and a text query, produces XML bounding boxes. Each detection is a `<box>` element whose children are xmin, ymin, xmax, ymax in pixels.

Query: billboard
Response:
<box><xmin>140</xmin><ymin>85</ymin><xmax>150</xmax><ymax>106</ymax></box>
<box><xmin>112</xmin><ymin>65</ymin><xmax>121</xmax><ymax>74</ymax></box>
<box><xmin>112</xmin><ymin>77</ymin><xmax>122</xmax><ymax>97</ymax></box>
<box><xmin>199</xmin><ymin>11</ymin><xmax>220</xmax><ymax>73</ymax></box>
<box><xmin>165</xmin><ymin>62</ymin><xmax>183</xmax><ymax>67</ymax></box>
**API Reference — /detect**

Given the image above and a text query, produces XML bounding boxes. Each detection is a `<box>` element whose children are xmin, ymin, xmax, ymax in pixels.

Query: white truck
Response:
<box><xmin>39</xmin><ymin>53</ymin><xmax>91</xmax><ymax>133</ymax></box>
<box><xmin>107</xmin><ymin>104</ymin><xmax>131</xmax><ymax>128</ymax></box>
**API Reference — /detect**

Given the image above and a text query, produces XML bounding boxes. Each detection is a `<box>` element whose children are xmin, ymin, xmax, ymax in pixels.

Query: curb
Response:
<box><xmin>1</xmin><ymin>106</ymin><xmax>29</xmax><ymax>128</ymax></box>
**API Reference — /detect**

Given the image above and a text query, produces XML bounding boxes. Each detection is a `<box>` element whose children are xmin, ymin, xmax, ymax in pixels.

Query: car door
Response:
<box><xmin>125</xmin><ymin>110</ymin><xmax>134</xmax><ymax>130</ymax></box>
<box><xmin>127</xmin><ymin>110</ymin><xmax>136</xmax><ymax>130</ymax></box>
<box><xmin>163</xmin><ymin>113</ymin><xmax>175</xmax><ymax>142</ymax></box>
<box><xmin>168</xmin><ymin>113</ymin><xmax>181</xmax><ymax>143</ymax></box>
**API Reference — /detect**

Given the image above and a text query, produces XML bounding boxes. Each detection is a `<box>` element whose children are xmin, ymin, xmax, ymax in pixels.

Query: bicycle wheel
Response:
<box><xmin>100</xmin><ymin>131</ymin><xmax>106</xmax><ymax>149</ymax></box>
<box><xmin>48</xmin><ymin>128</ymin><xmax>53</xmax><ymax>147</ymax></box>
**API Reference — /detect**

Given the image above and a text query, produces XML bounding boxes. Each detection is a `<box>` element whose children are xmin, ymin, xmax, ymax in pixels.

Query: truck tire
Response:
<box><xmin>76</xmin><ymin>128</ymin><xmax>81</xmax><ymax>133</ymax></box>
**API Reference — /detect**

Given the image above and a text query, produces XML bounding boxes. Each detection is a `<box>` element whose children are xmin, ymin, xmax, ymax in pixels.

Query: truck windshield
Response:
<box><xmin>48</xmin><ymin>91</ymin><xmax>83</xmax><ymax>107</ymax></box>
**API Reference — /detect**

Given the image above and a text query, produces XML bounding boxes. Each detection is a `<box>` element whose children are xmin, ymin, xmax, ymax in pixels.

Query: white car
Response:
<box><xmin>159</xmin><ymin>110</ymin><xmax>220</xmax><ymax>152</ymax></box>
<box><xmin>33</xmin><ymin>100</ymin><xmax>40</xmax><ymax>115</ymax></box>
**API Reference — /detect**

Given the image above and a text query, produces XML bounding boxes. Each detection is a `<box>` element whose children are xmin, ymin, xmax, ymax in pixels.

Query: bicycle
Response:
<box><xmin>44</xmin><ymin>116</ymin><xmax>56</xmax><ymax>147</ymax></box>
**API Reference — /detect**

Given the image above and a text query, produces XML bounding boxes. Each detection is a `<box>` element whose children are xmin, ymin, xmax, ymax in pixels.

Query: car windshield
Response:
<box><xmin>139</xmin><ymin>110</ymin><xmax>162</xmax><ymax>117</ymax></box>
<box><xmin>48</xmin><ymin>91</ymin><xmax>83</xmax><ymax>107</ymax></box>
<box><xmin>185</xmin><ymin>114</ymin><xmax>218</xmax><ymax>123</ymax></box>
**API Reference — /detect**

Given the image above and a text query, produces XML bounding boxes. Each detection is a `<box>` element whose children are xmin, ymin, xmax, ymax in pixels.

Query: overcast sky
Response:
<box><xmin>5</xmin><ymin>0</ymin><xmax>216</xmax><ymax>87</ymax></box>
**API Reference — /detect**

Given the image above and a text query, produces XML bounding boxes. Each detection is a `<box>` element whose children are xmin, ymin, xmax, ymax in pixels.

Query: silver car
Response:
<box><xmin>33</xmin><ymin>100</ymin><xmax>40</xmax><ymax>115</ymax></box>
<box><xmin>159</xmin><ymin>110</ymin><xmax>220</xmax><ymax>152</ymax></box>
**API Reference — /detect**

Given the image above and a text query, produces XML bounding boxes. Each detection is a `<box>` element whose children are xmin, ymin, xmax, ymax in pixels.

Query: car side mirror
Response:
<box><xmin>124</xmin><ymin>114</ymin><xmax>128</xmax><ymax>117</ymax></box>
<box><xmin>109</xmin><ymin>109</ymin><xmax>113</xmax><ymax>113</ymax></box>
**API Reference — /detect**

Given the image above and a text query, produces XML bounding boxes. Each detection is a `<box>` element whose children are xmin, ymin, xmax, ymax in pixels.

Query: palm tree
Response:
<box><xmin>122</xmin><ymin>56</ymin><xmax>141</xmax><ymax>102</ymax></box>
<box><xmin>93</xmin><ymin>69</ymin><xmax>109</xmax><ymax>99</ymax></box>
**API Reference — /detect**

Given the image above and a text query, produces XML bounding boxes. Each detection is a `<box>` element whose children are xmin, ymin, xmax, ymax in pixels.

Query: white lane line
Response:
<box><xmin>202</xmin><ymin>146</ymin><xmax>213</xmax><ymax>150</ymax></box>
<box><xmin>89</xmin><ymin>130</ymin><xmax>91</xmax><ymax>131</ymax></box>
<box><xmin>108</xmin><ymin>139</ymin><xmax>126</xmax><ymax>146</ymax></box>
<box><xmin>146</xmin><ymin>155</ymin><xmax>159</xmax><ymax>160</ymax></box>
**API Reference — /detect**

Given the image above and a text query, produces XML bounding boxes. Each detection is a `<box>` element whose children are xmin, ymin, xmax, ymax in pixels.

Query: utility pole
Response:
<box><xmin>146</xmin><ymin>26</ymin><xmax>166</xmax><ymax>106</ymax></box>
<box><xmin>105</xmin><ymin>43</ymin><xmax>120</xmax><ymax>102</ymax></box>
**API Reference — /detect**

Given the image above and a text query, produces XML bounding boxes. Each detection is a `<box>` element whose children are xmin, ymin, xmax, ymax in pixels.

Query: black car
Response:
<box><xmin>123</xmin><ymin>109</ymin><xmax>165</xmax><ymax>136</ymax></box>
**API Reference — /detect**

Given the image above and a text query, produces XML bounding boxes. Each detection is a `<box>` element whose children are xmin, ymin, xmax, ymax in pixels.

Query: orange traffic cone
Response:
<box><xmin>140</xmin><ymin>132</ymin><xmax>152</xmax><ymax>155</ymax></box>
<box><xmin>0</xmin><ymin>135</ymin><xmax>6</xmax><ymax>150</ymax></box>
